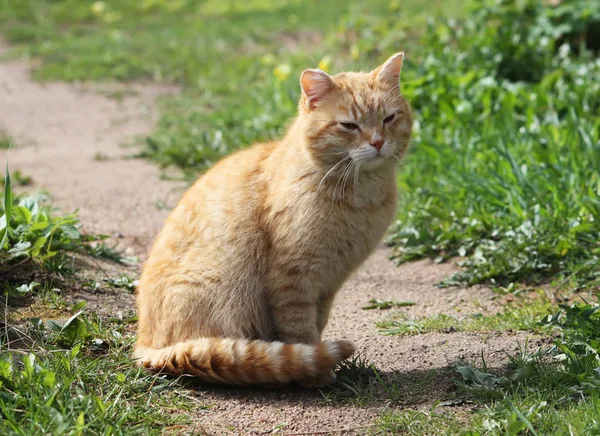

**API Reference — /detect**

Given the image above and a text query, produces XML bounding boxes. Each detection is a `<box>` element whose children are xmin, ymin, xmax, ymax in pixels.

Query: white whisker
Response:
<box><xmin>391</xmin><ymin>153</ymin><xmax>403</xmax><ymax>163</ymax></box>
<box><xmin>341</xmin><ymin>160</ymin><xmax>355</xmax><ymax>203</ymax></box>
<box><xmin>318</xmin><ymin>155</ymin><xmax>351</xmax><ymax>191</ymax></box>
<box><xmin>384</xmin><ymin>93</ymin><xmax>404</xmax><ymax>106</ymax></box>
<box><xmin>382</xmin><ymin>84</ymin><xmax>400</xmax><ymax>102</ymax></box>
<box><xmin>333</xmin><ymin>160</ymin><xmax>352</xmax><ymax>203</ymax></box>
<box><xmin>353</xmin><ymin>161</ymin><xmax>362</xmax><ymax>203</ymax></box>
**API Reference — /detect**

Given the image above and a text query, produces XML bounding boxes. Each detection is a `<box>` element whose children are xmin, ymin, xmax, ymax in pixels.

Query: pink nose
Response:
<box><xmin>370</xmin><ymin>139</ymin><xmax>384</xmax><ymax>151</ymax></box>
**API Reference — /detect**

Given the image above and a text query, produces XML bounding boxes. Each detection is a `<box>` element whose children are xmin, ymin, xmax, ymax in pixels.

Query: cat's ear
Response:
<box><xmin>300</xmin><ymin>69</ymin><xmax>335</xmax><ymax>110</ymax></box>
<box><xmin>373</xmin><ymin>52</ymin><xmax>404</xmax><ymax>87</ymax></box>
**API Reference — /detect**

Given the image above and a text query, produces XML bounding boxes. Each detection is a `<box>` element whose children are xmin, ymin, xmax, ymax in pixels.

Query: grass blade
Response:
<box><xmin>510</xmin><ymin>402</ymin><xmax>539</xmax><ymax>436</ymax></box>
<box><xmin>1</xmin><ymin>162</ymin><xmax>12</xmax><ymax>250</ymax></box>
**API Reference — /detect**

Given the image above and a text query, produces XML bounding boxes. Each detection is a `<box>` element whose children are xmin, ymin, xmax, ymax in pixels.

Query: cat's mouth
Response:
<box><xmin>358</xmin><ymin>154</ymin><xmax>387</xmax><ymax>171</ymax></box>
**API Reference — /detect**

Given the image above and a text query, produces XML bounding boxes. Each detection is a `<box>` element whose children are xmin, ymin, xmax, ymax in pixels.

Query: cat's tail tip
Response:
<box><xmin>332</xmin><ymin>339</ymin><xmax>356</xmax><ymax>361</ymax></box>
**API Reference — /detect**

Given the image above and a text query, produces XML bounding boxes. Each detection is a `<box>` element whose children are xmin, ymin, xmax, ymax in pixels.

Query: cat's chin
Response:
<box><xmin>359</xmin><ymin>155</ymin><xmax>388</xmax><ymax>171</ymax></box>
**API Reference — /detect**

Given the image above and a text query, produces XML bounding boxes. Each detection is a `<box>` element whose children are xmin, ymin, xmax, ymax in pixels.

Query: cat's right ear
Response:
<box><xmin>300</xmin><ymin>69</ymin><xmax>335</xmax><ymax>110</ymax></box>
<box><xmin>372</xmin><ymin>52</ymin><xmax>404</xmax><ymax>88</ymax></box>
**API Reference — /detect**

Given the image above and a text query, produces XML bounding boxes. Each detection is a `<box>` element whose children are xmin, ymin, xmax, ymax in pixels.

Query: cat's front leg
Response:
<box><xmin>316</xmin><ymin>293</ymin><xmax>336</xmax><ymax>336</ymax></box>
<box><xmin>267</xmin><ymin>295</ymin><xmax>337</xmax><ymax>388</ymax></box>
<box><xmin>268</xmin><ymin>292</ymin><xmax>320</xmax><ymax>344</ymax></box>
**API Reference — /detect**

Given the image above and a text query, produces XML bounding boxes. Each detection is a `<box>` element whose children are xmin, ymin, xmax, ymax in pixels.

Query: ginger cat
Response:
<box><xmin>135</xmin><ymin>53</ymin><xmax>412</xmax><ymax>387</ymax></box>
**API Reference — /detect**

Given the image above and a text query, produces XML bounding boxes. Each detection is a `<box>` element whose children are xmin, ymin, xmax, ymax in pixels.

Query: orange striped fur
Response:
<box><xmin>134</xmin><ymin>338</ymin><xmax>355</xmax><ymax>386</ymax></box>
<box><xmin>135</xmin><ymin>53</ymin><xmax>412</xmax><ymax>387</ymax></box>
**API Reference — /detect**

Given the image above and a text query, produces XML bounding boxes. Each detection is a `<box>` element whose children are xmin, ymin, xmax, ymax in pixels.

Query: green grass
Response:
<box><xmin>0</xmin><ymin>131</ymin><xmax>12</xmax><ymax>149</ymax></box>
<box><xmin>376</xmin><ymin>340</ymin><xmax>600</xmax><ymax>435</ymax></box>
<box><xmin>336</xmin><ymin>326</ymin><xmax>600</xmax><ymax>434</ymax></box>
<box><xmin>362</xmin><ymin>299</ymin><xmax>416</xmax><ymax>310</ymax></box>
<box><xmin>376</xmin><ymin>393</ymin><xmax>600</xmax><ymax>435</ymax></box>
<box><xmin>374</xmin><ymin>287</ymin><xmax>600</xmax><ymax>432</ymax></box>
<box><xmin>333</xmin><ymin>330</ymin><xmax>600</xmax><ymax>434</ymax></box>
<box><xmin>0</xmin><ymin>178</ymin><xmax>121</xmax><ymax>269</ymax></box>
<box><xmin>0</xmin><ymin>302</ymin><xmax>197</xmax><ymax>435</ymax></box>
<box><xmin>4</xmin><ymin>170</ymin><xmax>33</xmax><ymax>187</ymax></box>
<box><xmin>324</xmin><ymin>354</ymin><xmax>457</xmax><ymax>409</ymax></box>
<box><xmin>0</xmin><ymin>152</ymin><xmax>126</xmax><ymax>270</ymax></box>
<box><xmin>375</xmin><ymin>300</ymin><xmax>600</xmax><ymax>433</ymax></box>
<box><xmin>374</xmin><ymin>409</ymin><xmax>467</xmax><ymax>435</ymax></box>
<box><xmin>385</xmin><ymin>1</ymin><xmax>600</xmax><ymax>288</ymax></box>
<box><xmin>0</xmin><ymin>0</ymin><xmax>464</xmax><ymax>85</ymax></box>
<box><xmin>452</xmin><ymin>343</ymin><xmax>600</xmax><ymax>435</ymax></box>
<box><xmin>321</xmin><ymin>355</ymin><xmax>403</xmax><ymax>406</ymax></box>
<box><xmin>103</xmin><ymin>275</ymin><xmax>138</xmax><ymax>292</ymax></box>
<box><xmin>378</xmin><ymin>298</ymin><xmax>553</xmax><ymax>335</ymax></box>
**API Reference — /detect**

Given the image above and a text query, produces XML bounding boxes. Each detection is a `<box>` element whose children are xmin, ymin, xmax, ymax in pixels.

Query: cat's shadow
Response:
<box><xmin>177</xmin><ymin>365</ymin><xmax>460</xmax><ymax>409</ymax></box>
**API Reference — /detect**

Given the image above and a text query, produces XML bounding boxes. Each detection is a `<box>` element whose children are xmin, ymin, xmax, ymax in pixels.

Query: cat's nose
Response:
<box><xmin>370</xmin><ymin>138</ymin><xmax>384</xmax><ymax>152</ymax></box>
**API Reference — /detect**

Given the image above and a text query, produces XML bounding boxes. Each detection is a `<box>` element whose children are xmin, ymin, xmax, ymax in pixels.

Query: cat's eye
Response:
<box><xmin>340</xmin><ymin>122</ymin><xmax>360</xmax><ymax>130</ymax></box>
<box><xmin>383</xmin><ymin>113</ymin><xmax>396</xmax><ymax>124</ymax></box>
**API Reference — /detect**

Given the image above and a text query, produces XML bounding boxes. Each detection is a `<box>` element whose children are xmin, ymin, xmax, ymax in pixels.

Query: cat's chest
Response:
<box><xmin>267</xmin><ymin>188</ymin><xmax>396</xmax><ymax>277</ymax></box>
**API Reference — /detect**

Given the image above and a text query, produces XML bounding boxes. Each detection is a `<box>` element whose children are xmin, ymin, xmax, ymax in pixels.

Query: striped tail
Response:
<box><xmin>134</xmin><ymin>337</ymin><xmax>355</xmax><ymax>386</ymax></box>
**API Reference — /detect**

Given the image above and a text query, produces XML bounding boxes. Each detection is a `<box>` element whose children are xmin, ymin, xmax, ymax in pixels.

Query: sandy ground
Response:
<box><xmin>0</xmin><ymin>42</ymin><xmax>540</xmax><ymax>435</ymax></box>
<box><xmin>0</xmin><ymin>39</ymin><xmax>185</xmax><ymax>255</ymax></box>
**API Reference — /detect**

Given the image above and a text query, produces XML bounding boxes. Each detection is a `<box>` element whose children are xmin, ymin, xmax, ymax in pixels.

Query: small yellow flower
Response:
<box><xmin>273</xmin><ymin>64</ymin><xmax>291</xmax><ymax>81</ymax></box>
<box><xmin>560</xmin><ymin>246</ymin><xmax>568</xmax><ymax>256</ymax></box>
<box><xmin>261</xmin><ymin>54</ymin><xmax>275</xmax><ymax>66</ymax></box>
<box><xmin>317</xmin><ymin>55</ymin><xmax>332</xmax><ymax>73</ymax></box>
<box><xmin>140</xmin><ymin>0</ymin><xmax>155</xmax><ymax>12</ymax></box>
<box><xmin>91</xmin><ymin>1</ymin><xmax>106</xmax><ymax>16</ymax></box>
<box><xmin>350</xmin><ymin>45</ymin><xmax>360</xmax><ymax>60</ymax></box>
<box><xmin>389</xmin><ymin>0</ymin><xmax>400</xmax><ymax>11</ymax></box>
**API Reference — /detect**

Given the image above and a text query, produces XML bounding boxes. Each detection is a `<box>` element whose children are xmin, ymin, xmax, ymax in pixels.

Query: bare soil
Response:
<box><xmin>0</xmin><ymin>39</ymin><xmax>185</xmax><ymax>255</ymax></box>
<box><xmin>0</xmin><ymin>42</ymin><xmax>540</xmax><ymax>435</ymax></box>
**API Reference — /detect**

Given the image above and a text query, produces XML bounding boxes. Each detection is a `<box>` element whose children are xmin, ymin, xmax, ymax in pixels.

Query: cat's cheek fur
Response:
<box><xmin>379</xmin><ymin>143</ymin><xmax>393</xmax><ymax>158</ymax></box>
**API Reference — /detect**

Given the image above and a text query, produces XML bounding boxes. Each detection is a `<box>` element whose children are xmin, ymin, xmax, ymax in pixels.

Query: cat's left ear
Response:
<box><xmin>300</xmin><ymin>69</ymin><xmax>335</xmax><ymax>110</ymax></box>
<box><xmin>372</xmin><ymin>52</ymin><xmax>404</xmax><ymax>87</ymax></box>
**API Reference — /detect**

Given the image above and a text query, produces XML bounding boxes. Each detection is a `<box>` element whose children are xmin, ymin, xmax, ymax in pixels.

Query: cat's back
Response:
<box><xmin>185</xmin><ymin>140</ymin><xmax>275</xmax><ymax>202</ymax></box>
<box><xmin>142</xmin><ymin>141</ymin><xmax>276</xmax><ymax>275</ymax></box>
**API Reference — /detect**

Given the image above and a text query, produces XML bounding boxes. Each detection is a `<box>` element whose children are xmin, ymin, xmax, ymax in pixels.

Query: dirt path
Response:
<box><xmin>0</xmin><ymin>43</ymin><xmax>536</xmax><ymax>435</ymax></box>
<box><xmin>0</xmin><ymin>39</ymin><xmax>185</xmax><ymax>256</ymax></box>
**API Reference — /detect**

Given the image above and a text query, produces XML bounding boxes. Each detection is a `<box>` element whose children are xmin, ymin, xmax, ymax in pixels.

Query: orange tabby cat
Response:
<box><xmin>135</xmin><ymin>53</ymin><xmax>412</xmax><ymax>387</ymax></box>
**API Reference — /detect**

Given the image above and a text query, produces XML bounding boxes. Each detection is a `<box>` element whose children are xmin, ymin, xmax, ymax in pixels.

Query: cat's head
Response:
<box><xmin>298</xmin><ymin>53</ymin><xmax>412</xmax><ymax>172</ymax></box>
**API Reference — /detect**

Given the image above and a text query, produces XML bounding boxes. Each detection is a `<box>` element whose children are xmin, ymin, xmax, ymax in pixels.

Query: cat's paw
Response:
<box><xmin>297</xmin><ymin>368</ymin><xmax>336</xmax><ymax>388</ymax></box>
<box><xmin>138</xmin><ymin>351</ymin><xmax>184</xmax><ymax>375</ymax></box>
<box><xmin>140</xmin><ymin>355</ymin><xmax>168</xmax><ymax>373</ymax></box>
